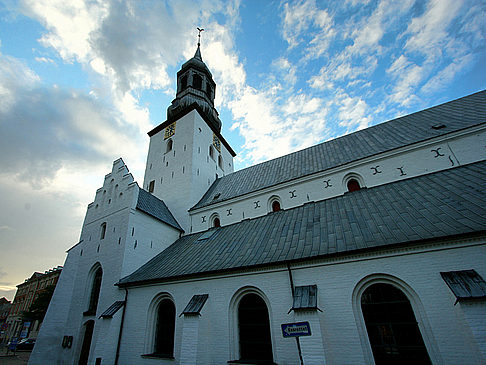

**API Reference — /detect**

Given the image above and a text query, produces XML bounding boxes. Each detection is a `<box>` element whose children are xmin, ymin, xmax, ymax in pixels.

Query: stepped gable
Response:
<box><xmin>192</xmin><ymin>90</ymin><xmax>486</xmax><ymax>210</ymax></box>
<box><xmin>119</xmin><ymin>160</ymin><xmax>486</xmax><ymax>286</ymax></box>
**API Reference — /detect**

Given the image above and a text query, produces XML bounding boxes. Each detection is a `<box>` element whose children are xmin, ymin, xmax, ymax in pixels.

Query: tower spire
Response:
<box><xmin>197</xmin><ymin>27</ymin><xmax>204</xmax><ymax>47</ymax></box>
<box><xmin>195</xmin><ymin>27</ymin><xmax>204</xmax><ymax>60</ymax></box>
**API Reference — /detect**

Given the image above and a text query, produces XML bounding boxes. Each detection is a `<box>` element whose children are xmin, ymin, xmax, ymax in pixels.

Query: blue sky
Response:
<box><xmin>0</xmin><ymin>0</ymin><xmax>485</xmax><ymax>300</ymax></box>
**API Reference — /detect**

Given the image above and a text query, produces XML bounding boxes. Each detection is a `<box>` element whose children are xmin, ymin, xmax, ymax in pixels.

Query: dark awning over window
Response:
<box><xmin>182</xmin><ymin>294</ymin><xmax>209</xmax><ymax>315</ymax></box>
<box><xmin>440</xmin><ymin>270</ymin><xmax>486</xmax><ymax>301</ymax></box>
<box><xmin>292</xmin><ymin>285</ymin><xmax>318</xmax><ymax>310</ymax></box>
<box><xmin>100</xmin><ymin>300</ymin><xmax>125</xmax><ymax>318</ymax></box>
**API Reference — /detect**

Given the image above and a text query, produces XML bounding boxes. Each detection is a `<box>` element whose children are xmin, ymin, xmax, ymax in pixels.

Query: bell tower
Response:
<box><xmin>143</xmin><ymin>34</ymin><xmax>235</xmax><ymax>232</ymax></box>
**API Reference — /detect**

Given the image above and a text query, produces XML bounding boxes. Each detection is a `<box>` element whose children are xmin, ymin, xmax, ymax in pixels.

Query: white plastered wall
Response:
<box><xmin>118</xmin><ymin>239</ymin><xmax>486</xmax><ymax>365</ymax></box>
<box><xmin>29</xmin><ymin>159</ymin><xmax>182</xmax><ymax>365</ymax></box>
<box><xmin>143</xmin><ymin>110</ymin><xmax>234</xmax><ymax>232</ymax></box>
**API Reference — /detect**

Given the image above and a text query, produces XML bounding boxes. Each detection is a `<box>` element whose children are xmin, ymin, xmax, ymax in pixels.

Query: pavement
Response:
<box><xmin>0</xmin><ymin>347</ymin><xmax>31</xmax><ymax>365</ymax></box>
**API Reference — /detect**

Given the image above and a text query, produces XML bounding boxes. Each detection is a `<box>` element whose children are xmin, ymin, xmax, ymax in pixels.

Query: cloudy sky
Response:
<box><xmin>0</xmin><ymin>0</ymin><xmax>485</xmax><ymax>301</ymax></box>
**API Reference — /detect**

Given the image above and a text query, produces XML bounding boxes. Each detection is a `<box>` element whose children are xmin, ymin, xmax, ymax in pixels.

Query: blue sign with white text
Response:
<box><xmin>8</xmin><ymin>337</ymin><xmax>18</xmax><ymax>351</ymax></box>
<box><xmin>281</xmin><ymin>321</ymin><xmax>311</xmax><ymax>337</ymax></box>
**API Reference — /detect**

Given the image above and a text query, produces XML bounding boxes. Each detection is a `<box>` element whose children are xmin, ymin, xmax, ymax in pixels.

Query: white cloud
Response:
<box><xmin>21</xmin><ymin>0</ymin><xmax>108</xmax><ymax>62</ymax></box>
<box><xmin>35</xmin><ymin>56</ymin><xmax>55</xmax><ymax>64</ymax></box>
<box><xmin>272</xmin><ymin>57</ymin><xmax>297</xmax><ymax>86</ymax></box>
<box><xmin>337</xmin><ymin>94</ymin><xmax>371</xmax><ymax>130</ymax></box>
<box><xmin>461</xmin><ymin>3</ymin><xmax>486</xmax><ymax>47</ymax></box>
<box><xmin>0</xmin><ymin>53</ymin><xmax>40</xmax><ymax>111</ymax></box>
<box><xmin>421</xmin><ymin>54</ymin><xmax>474</xmax><ymax>94</ymax></box>
<box><xmin>281</xmin><ymin>0</ymin><xmax>335</xmax><ymax>59</ymax></box>
<box><xmin>0</xmin><ymin>51</ymin><xmax>142</xmax><ymax>188</ymax></box>
<box><xmin>386</xmin><ymin>61</ymin><xmax>426</xmax><ymax>106</ymax></box>
<box><xmin>404</xmin><ymin>0</ymin><xmax>462</xmax><ymax>59</ymax></box>
<box><xmin>347</xmin><ymin>0</ymin><xmax>414</xmax><ymax>55</ymax></box>
<box><xmin>309</xmin><ymin>55</ymin><xmax>377</xmax><ymax>91</ymax></box>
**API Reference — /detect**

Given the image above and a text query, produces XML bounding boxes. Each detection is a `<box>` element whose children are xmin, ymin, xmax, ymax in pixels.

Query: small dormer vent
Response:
<box><xmin>431</xmin><ymin>123</ymin><xmax>446</xmax><ymax>130</ymax></box>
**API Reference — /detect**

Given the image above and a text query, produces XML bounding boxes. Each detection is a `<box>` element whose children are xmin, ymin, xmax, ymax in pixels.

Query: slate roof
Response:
<box><xmin>100</xmin><ymin>301</ymin><xmax>125</xmax><ymax>318</ymax></box>
<box><xmin>192</xmin><ymin>90</ymin><xmax>486</xmax><ymax>210</ymax></box>
<box><xmin>292</xmin><ymin>285</ymin><xmax>318</xmax><ymax>310</ymax></box>
<box><xmin>440</xmin><ymin>270</ymin><xmax>486</xmax><ymax>300</ymax></box>
<box><xmin>119</xmin><ymin>161</ymin><xmax>486</xmax><ymax>286</ymax></box>
<box><xmin>136</xmin><ymin>188</ymin><xmax>183</xmax><ymax>232</ymax></box>
<box><xmin>182</xmin><ymin>294</ymin><xmax>209</xmax><ymax>315</ymax></box>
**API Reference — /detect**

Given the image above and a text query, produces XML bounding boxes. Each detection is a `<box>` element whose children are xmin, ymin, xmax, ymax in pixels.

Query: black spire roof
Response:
<box><xmin>166</xmin><ymin>44</ymin><xmax>221</xmax><ymax>131</ymax></box>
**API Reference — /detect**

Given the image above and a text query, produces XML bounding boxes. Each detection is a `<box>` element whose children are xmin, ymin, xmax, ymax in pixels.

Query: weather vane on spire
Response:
<box><xmin>197</xmin><ymin>27</ymin><xmax>204</xmax><ymax>47</ymax></box>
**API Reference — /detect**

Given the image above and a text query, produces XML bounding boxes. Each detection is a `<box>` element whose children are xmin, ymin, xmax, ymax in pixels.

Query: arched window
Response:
<box><xmin>361</xmin><ymin>284</ymin><xmax>431</xmax><ymax>364</ymax></box>
<box><xmin>213</xmin><ymin>217</ymin><xmax>221</xmax><ymax>228</ymax></box>
<box><xmin>209</xmin><ymin>145</ymin><xmax>215</xmax><ymax>160</ymax></box>
<box><xmin>218</xmin><ymin>155</ymin><xmax>223</xmax><ymax>170</ymax></box>
<box><xmin>267</xmin><ymin>195</ymin><xmax>282</xmax><ymax>213</ymax></box>
<box><xmin>100</xmin><ymin>222</ymin><xmax>106</xmax><ymax>240</ymax></box>
<box><xmin>272</xmin><ymin>201</ymin><xmax>281</xmax><ymax>212</ymax></box>
<box><xmin>238</xmin><ymin>293</ymin><xmax>273</xmax><ymax>363</ymax></box>
<box><xmin>193</xmin><ymin>74</ymin><xmax>202</xmax><ymax>90</ymax></box>
<box><xmin>78</xmin><ymin>320</ymin><xmax>95</xmax><ymax>365</ymax></box>
<box><xmin>166</xmin><ymin>139</ymin><xmax>173</xmax><ymax>153</ymax></box>
<box><xmin>86</xmin><ymin>266</ymin><xmax>102</xmax><ymax>315</ymax></box>
<box><xmin>180</xmin><ymin>74</ymin><xmax>188</xmax><ymax>90</ymax></box>
<box><xmin>347</xmin><ymin>178</ymin><xmax>361</xmax><ymax>192</ymax></box>
<box><xmin>154</xmin><ymin>299</ymin><xmax>175</xmax><ymax>357</ymax></box>
<box><xmin>206</xmin><ymin>82</ymin><xmax>213</xmax><ymax>99</ymax></box>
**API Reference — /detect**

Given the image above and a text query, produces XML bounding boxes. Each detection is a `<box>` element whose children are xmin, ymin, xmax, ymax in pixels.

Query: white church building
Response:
<box><xmin>30</xmin><ymin>45</ymin><xmax>486</xmax><ymax>365</ymax></box>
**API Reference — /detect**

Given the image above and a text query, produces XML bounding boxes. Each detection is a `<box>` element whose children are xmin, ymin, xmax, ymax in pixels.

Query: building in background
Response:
<box><xmin>30</xmin><ymin>44</ymin><xmax>486</xmax><ymax>365</ymax></box>
<box><xmin>5</xmin><ymin>266</ymin><xmax>62</xmax><ymax>342</ymax></box>
<box><xmin>0</xmin><ymin>297</ymin><xmax>12</xmax><ymax>343</ymax></box>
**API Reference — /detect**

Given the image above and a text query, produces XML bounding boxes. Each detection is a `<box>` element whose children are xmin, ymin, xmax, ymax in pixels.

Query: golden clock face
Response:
<box><xmin>213</xmin><ymin>133</ymin><xmax>221</xmax><ymax>152</ymax></box>
<box><xmin>164</xmin><ymin>122</ymin><xmax>176</xmax><ymax>140</ymax></box>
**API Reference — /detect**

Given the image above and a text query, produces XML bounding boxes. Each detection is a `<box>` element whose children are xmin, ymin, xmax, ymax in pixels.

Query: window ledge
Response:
<box><xmin>141</xmin><ymin>353</ymin><xmax>175</xmax><ymax>360</ymax></box>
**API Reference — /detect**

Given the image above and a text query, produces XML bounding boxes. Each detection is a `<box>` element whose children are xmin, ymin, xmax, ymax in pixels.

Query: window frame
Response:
<box><xmin>229</xmin><ymin>286</ymin><xmax>275</xmax><ymax>363</ymax></box>
<box><xmin>84</xmin><ymin>264</ymin><xmax>103</xmax><ymax>316</ymax></box>
<box><xmin>180</xmin><ymin>74</ymin><xmax>188</xmax><ymax>91</ymax></box>
<box><xmin>100</xmin><ymin>222</ymin><xmax>107</xmax><ymax>240</ymax></box>
<box><xmin>209</xmin><ymin>213</ymin><xmax>221</xmax><ymax>229</ymax></box>
<box><xmin>165</xmin><ymin>139</ymin><xmax>173</xmax><ymax>154</ymax></box>
<box><xmin>192</xmin><ymin>73</ymin><xmax>203</xmax><ymax>90</ymax></box>
<box><xmin>209</xmin><ymin>145</ymin><xmax>215</xmax><ymax>160</ymax></box>
<box><xmin>143</xmin><ymin>293</ymin><xmax>177</xmax><ymax>359</ymax></box>
<box><xmin>352</xmin><ymin>274</ymin><xmax>441</xmax><ymax>365</ymax></box>
<box><xmin>148</xmin><ymin>180</ymin><xmax>155</xmax><ymax>193</ymax></box>
<box><xmin>267</xmin><ymin>195</ymin><xmax>282</xmax><ymax>213</ymax></box>
<box><xmin>343</xmin><ymin>173</ymin><xmax>365</xmax><ymax>193</ymax></box>
<box><xmin>218</xmin><ymin>154</ymin><xmax>224</xmax><ymax>170</ymax></box>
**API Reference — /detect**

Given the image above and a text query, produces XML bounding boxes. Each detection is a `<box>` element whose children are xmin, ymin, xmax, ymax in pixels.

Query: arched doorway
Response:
<box><xmin>238</xmin><ymin>293</ymin><xmax>273</xmax><ymax>363</ymax></box>
<box><xmin>78</xmin><ymin>320</ymin><xmax>95</xmax><ymax>365</ymax></box>
<box><xmin>361</xmin><ymin>283</ymin><xmax>431</xmax><ymax>365</ymax></box>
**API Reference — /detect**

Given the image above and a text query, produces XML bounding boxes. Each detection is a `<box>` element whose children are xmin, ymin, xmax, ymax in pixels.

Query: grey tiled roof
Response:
<box><xmin>119</xmin><ymin>161</ymin><xmax>486</xmax><ymax>286</ymax></box>
<box><xmin>440</xmin><ymin>270</ymin><xmax>486</xmax><ymax>300</ymax></box>
<box><xmin>292</xmin><ymin>285</ymin><xmax>318</xmax><ymax>310</ymax></box>
<box><xmin>136</xmin><ymin>188</ymin><xmax>183</xmax><ymax>231</ymax></box>
<box><xmin>100</xmin><ymin>301</ymin><xmax>125</xmax><ymax>318</ymax></box>
<box><xmin>182</xmin><ymin>294</ymin><xmax>209</xmax><ymax>315</ymax></box>
<box><xmin>192</xmin><ymin>90</ymin><xmax>486</xmax><ymax>210</ymax></box>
